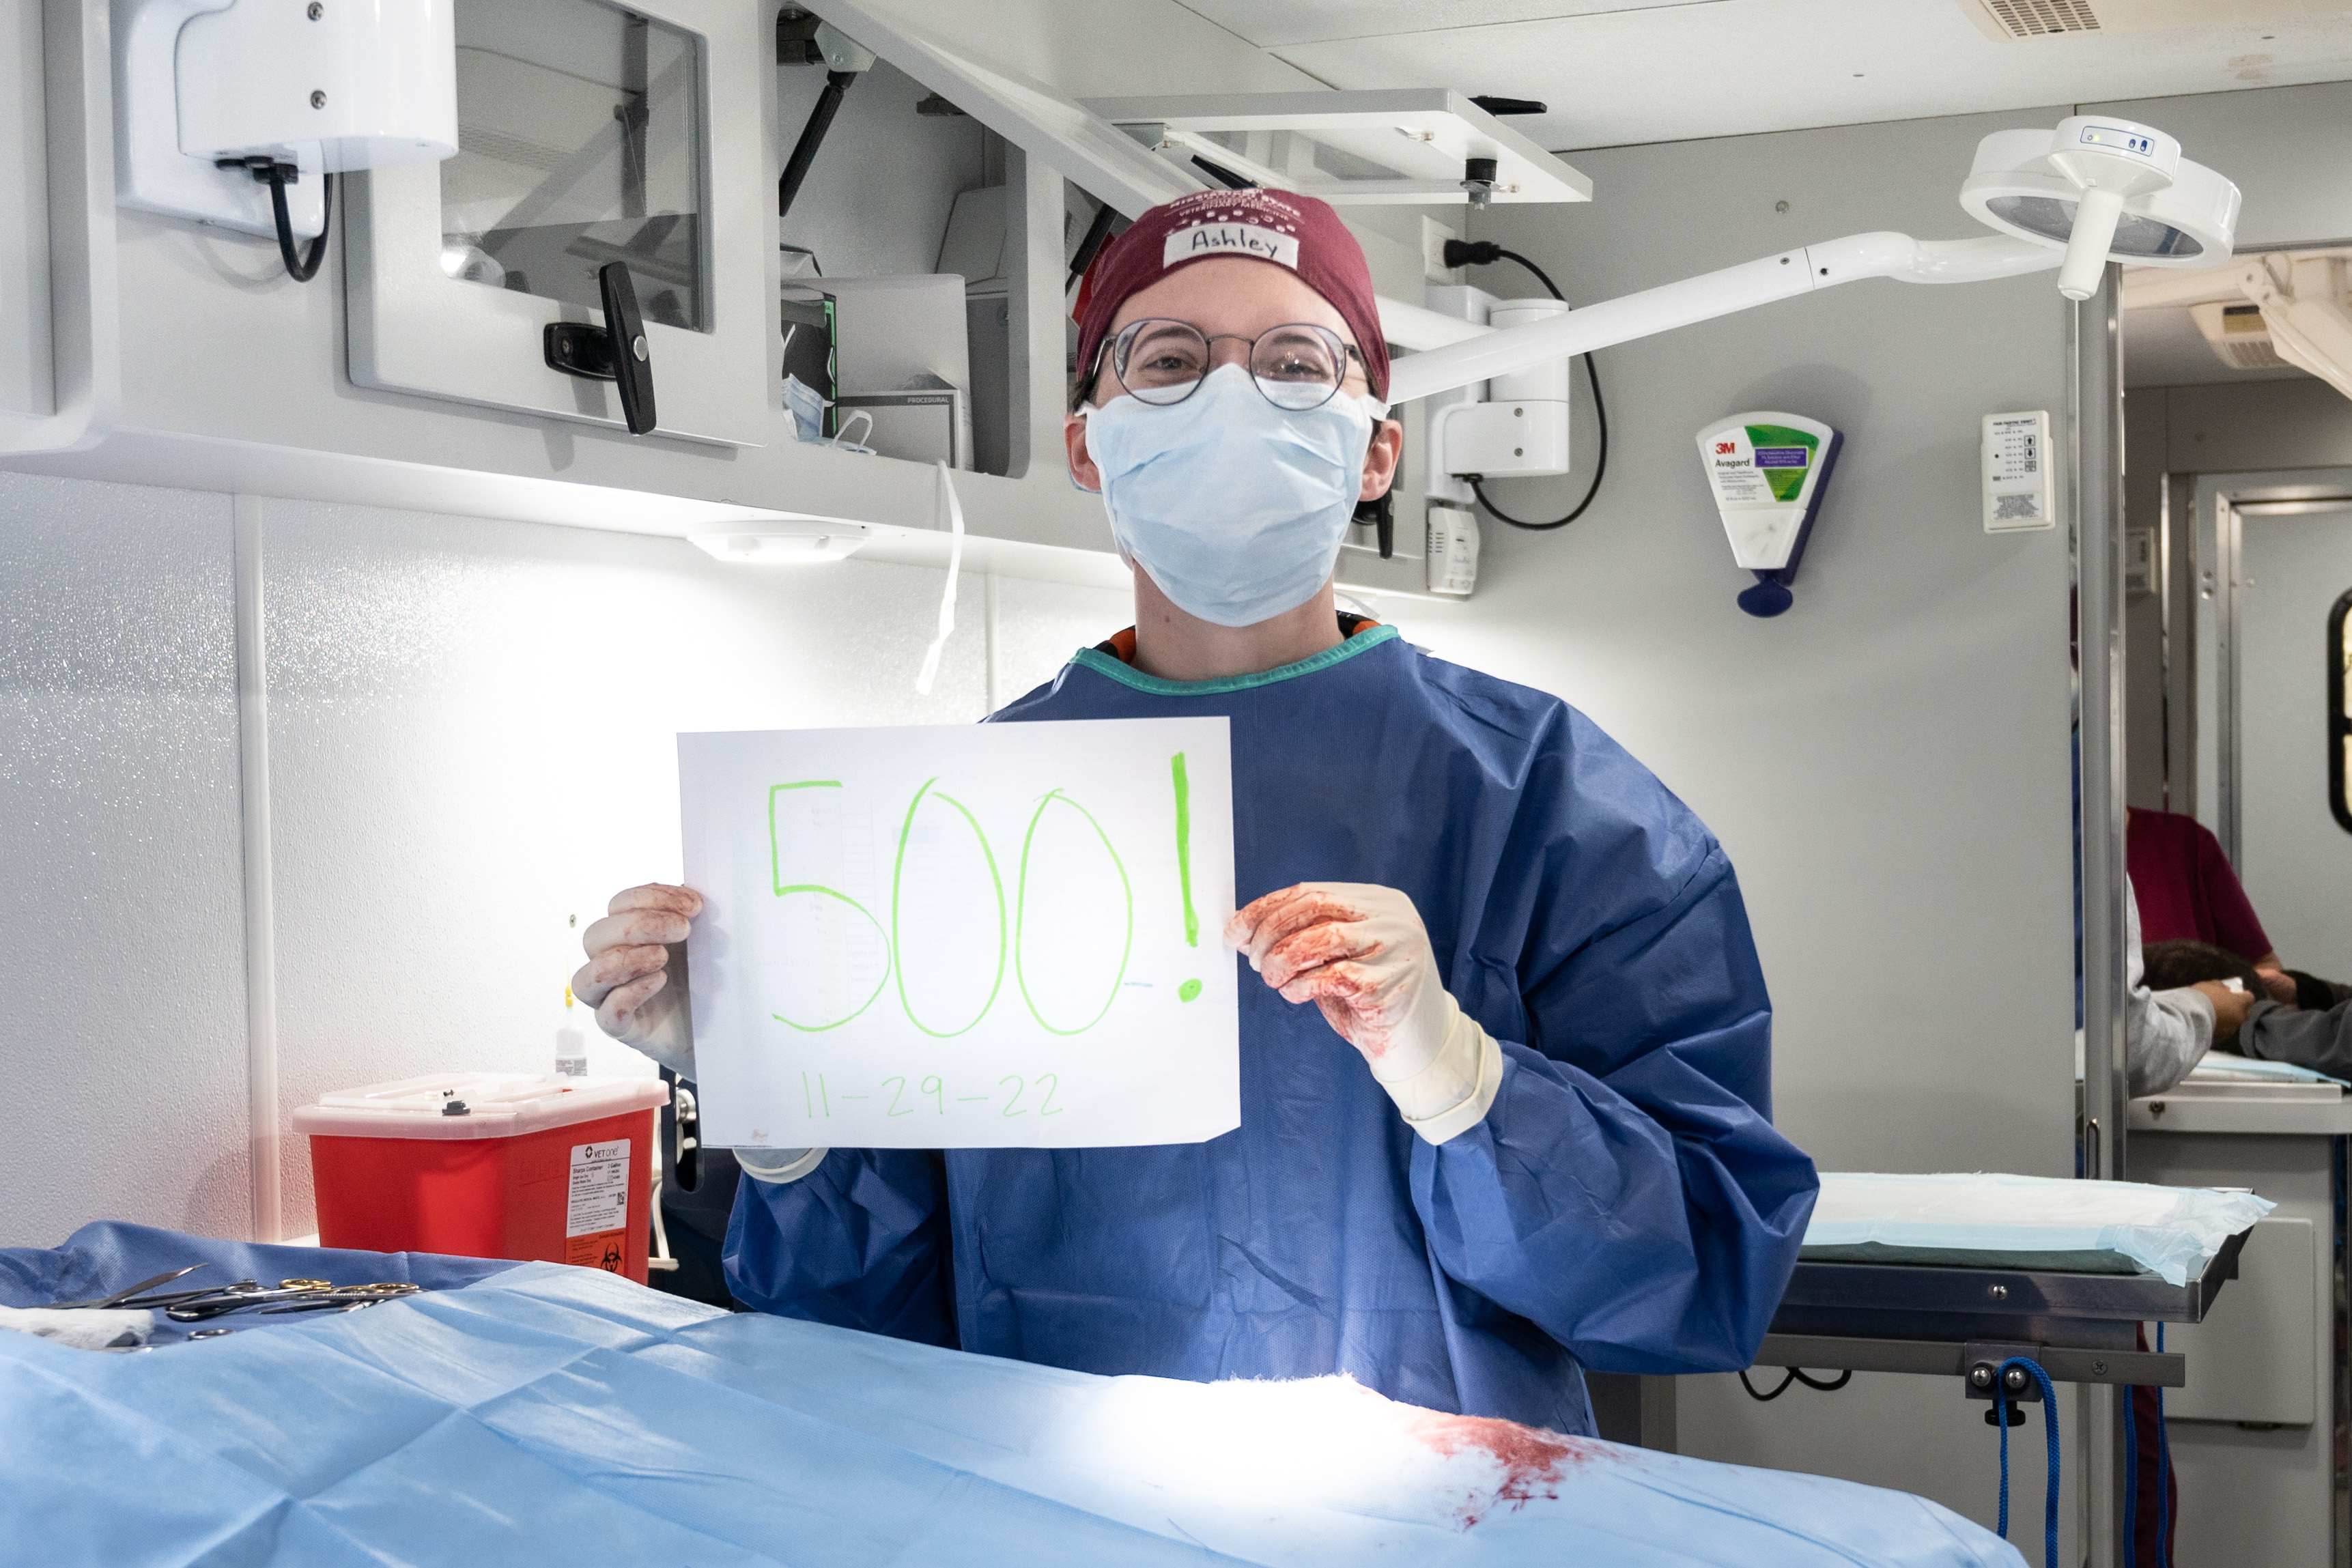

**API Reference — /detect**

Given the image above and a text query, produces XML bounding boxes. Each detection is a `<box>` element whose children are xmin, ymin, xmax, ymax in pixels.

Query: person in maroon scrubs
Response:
<box><xmin>2126</xmin><ymin>807</ymin><xmax>2297</xmax><ymax>1003</ymax></box>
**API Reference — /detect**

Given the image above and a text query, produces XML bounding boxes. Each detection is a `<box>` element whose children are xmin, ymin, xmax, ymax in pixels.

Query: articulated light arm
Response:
<box><xmin>2237</xmin><ymin>257</ymin><xmax>2352</xmax><ymax>403</ymax></box>
<box><xmin>1371</xmin><ymin>294</ymin><xmax>1494</xmax><ymax>352</ymax></box>
<box><xmin>1383</xmin><ymin>232</ymin><xmax>2058</xmax><ymax>404</ymax></box>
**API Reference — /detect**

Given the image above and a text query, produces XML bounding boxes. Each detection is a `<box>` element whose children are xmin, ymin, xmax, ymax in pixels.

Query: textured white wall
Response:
<box><xmin>0</xmin><ymin>476</ymin><xmax>1133</xmax><ymax>1246</ymax></box>
<box><xmin>0</xmin><ymin>472</ymin><xmax>250</xmax><ymax>1246</ymax></box>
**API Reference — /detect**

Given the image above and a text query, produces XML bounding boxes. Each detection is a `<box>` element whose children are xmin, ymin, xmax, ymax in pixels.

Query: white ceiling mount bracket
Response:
<box><xmin>1961</xmin><ymin>118</ymin><xmax>2238</xmax><ymax>300</ymax></box>
<box><xmin>786</xmin><ymin>12</ymin><xmax>1567</xmax><ymax>362</ymax></box>
<box><xmin>111</xmin><ymin>0</ymin><xmax>456</xmax><ymax>239</ymax></box>
<box><xmin>113</xmin><ymin>0</ymin><xmax>306</xmax><ymax>237</ymax></box>
<box><xmin>1080</xmin><ymin>90</ymin><xmax>1591</xmax><ymax>209</ymax></box>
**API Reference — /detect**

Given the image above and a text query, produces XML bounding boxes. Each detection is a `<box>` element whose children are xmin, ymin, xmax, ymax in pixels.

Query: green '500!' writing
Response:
<box><xmin>765</xmin><ymin>753</ymin><xmax>1202</xmax><ymax>1039</ymax></box>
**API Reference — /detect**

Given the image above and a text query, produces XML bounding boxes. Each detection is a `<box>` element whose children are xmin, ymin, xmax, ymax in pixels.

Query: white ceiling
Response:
<box><xmin>1173</xmin><ymin>0</ymin><xmax>2352</xmax><ymax>150</ymax></box>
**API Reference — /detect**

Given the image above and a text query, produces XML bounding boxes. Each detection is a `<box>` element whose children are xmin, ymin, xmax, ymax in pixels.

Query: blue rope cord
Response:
<box><xmin>2123</xmin><ymin>1366</ymin><xmax>2140</xmax><ymax>1568</ymax></box>
<box><xmin>2155</xmin><ymin>1324</ymin><xmax>2172</xmax><ymax>1568</ymax></box>
<box><xmin>2123</xmin><ymin>1324</ymin><xmax>2177</xmax><ymax>1568</ymax></box>
<box><xmin>1994</xmin><ymin>1356</ymin><xmax>2062</xmax><ymax>1568</ymax></box>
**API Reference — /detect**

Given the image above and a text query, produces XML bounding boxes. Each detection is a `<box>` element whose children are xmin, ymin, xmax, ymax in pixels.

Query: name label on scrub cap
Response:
<box><xmin>1165</xmin><ymin>223</ymin><xmax>1299</xmax><ymax>270</ymax></box>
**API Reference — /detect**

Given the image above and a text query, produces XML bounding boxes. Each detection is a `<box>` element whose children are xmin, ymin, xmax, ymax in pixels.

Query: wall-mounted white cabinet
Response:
<box><xmin>0</xmin><ymin>0</ymin><xmax>1456</xmax><ymax>599</ymax></box>
<box><xmin>348</xmin><ymin>0</ymin><xmax>772</xmax><ymax>445</ymax></box>
<box><xmin>0</xmin><ymin>0</ymin><xmax>1134</xmax><ymax>582</ymax></box>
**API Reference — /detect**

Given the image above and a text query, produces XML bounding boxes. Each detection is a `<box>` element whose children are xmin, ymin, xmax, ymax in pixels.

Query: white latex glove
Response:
<box><xmin>572</xmin><ymin>884</ymin><xmax>702</xmax><ymax>1080</ymax></box>
<box><xmin>735</xmin><ymin>1147</ymin><xmax>827</xmax><ymax>1184</ymax></box>
<box><xmin>572</xmin><ymin>884</ymin><xmax>827</xmax><ymax>1182</ymax></box>
<box><xmin>1224</xmin><ymin>882</ymin><xmax>1501</xmax><ymax>1144</ymax></box>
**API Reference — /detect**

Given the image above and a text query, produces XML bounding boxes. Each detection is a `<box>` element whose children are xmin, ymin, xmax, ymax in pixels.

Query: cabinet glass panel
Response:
<box><xmin>440</xmin><ymin>0</ymin><xmax>707</xmax><ymax>331</ymax></box>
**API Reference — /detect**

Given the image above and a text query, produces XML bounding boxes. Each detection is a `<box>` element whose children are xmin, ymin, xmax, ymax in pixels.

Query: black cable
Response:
<box><xmin>1486</xmin><ymin>246</ymin><xmax>1563</xmax><ymax>303</ymax></box>
<box><xmin>270</xmin><ymin>167</ymin><xmax>332</xmax><ymax>282</ymax></box>
<box><xmin>220</xmin><ymin>160</ymin><xmax>332</xmax><ymax>282</ymax></box>
<box><xmin>1442</xmin><ymin>241</ymin><xmax>1609</xmax><ymax>531</ymax></box>
<box><xmin>1738</xmin><ymin>1366</ymin><xmax>1852</xmax><ymax>1401</ymax></box>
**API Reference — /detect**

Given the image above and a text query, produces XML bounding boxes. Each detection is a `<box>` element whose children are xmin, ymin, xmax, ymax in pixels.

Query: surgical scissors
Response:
<box><xmin>46</xmin><ymin>1264</ymin><xmax>212</xmax><ymax>1309</ymax></box>
<box><xmin>160</xmin><ymin>1280</ymin><xmax>421</xmax><ymax>1322</ymax></box>
<box><xmin>47</xmin><ymin>1268</ymin><xmax>422</xmax><ymax>1321</ymax></box>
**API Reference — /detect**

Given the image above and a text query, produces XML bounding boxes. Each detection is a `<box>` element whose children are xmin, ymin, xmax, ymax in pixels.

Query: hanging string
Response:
<box><xmin>914</xmin><ymin>461</ymin><xmax>965</xmax><ymax>696</ymax></box>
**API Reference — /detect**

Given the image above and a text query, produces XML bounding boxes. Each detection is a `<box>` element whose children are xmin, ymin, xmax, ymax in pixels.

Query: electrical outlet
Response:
<box><xmin>1422</xmin><ymin>216</ymin><xmax>1464</xmax><ymax>285</ymax></box>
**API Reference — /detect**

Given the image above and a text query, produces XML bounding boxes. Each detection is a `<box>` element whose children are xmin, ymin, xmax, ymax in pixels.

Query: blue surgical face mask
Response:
<box><xmin>1082</xmin><ymin>364</ymin><xmax>1380</xmax><ymax>629</ymax></box>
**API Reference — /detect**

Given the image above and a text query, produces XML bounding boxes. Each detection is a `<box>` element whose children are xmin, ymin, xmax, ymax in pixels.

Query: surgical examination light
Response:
<box><xmin>1385</xmin><ymin>116</ymin><xmax>2239</xmax><ymax>405</ymax></box>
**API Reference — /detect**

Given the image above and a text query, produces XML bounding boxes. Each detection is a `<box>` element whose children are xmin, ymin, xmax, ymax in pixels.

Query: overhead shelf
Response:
<box><xmin>1080</xmin><ymin>89</ymin><xmax>1592</xmax><ymax>208</ymax></box>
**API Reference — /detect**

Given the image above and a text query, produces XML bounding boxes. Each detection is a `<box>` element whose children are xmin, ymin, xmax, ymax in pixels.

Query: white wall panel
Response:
<box><xmin>0</xmin><ymin>472</ymin><xmax>248</xmax><ymax>1246</ymax></box>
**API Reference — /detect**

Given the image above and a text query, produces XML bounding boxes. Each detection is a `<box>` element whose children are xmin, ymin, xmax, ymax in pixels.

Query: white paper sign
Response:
<box><xmin>678</xmin><ymin>717</ymin><xmax>1238</xmax><ymax>1150</ymax></box>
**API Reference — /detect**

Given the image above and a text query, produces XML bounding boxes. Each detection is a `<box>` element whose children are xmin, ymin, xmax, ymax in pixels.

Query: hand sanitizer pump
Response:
<box><xmin>1696</xmin><ymin>412</ymin><xmax>1841</xmax><ymax>617</ymax></box>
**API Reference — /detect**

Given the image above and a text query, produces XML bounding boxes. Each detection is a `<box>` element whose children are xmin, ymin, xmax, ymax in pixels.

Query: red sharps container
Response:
<box><xmin>294</xmin><ymin>1072</ymin><xmax>670</xmax><ymax>1283</ymax></box>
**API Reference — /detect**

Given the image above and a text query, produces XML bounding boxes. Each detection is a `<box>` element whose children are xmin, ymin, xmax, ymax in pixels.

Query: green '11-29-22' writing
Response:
<box><xmin>802</xmin><ymin>1071</ymin><xmax>1064</xmax><ymax>1119</ymax></box>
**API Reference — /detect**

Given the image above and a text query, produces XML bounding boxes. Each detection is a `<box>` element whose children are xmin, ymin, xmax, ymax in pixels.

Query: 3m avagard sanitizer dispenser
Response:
<box><xmin>1696</xmin><ymin>412</ymin><xmax>1842</xmax><ymax>618</ymax></box>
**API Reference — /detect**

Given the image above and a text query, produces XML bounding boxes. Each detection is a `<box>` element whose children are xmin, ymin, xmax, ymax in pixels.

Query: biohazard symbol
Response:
<box><xmin>567</xmin><ymin>1229</ymin><xmax>629</xmax><ymax>1272</ymax></box>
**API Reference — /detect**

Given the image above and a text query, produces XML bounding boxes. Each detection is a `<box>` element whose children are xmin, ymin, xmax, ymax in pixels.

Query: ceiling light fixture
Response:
<box><xmin>1961</xmin><ymin>117</ymin><xmax>2236</xmax><ymax>299</ymax></box>
<box><xmin>686</xmin><ymin>516</ymin><xmax>872</xmax><ymax>565</ymax></box>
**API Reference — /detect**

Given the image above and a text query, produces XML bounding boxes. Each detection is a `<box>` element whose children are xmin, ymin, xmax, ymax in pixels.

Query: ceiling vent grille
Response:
<box><xmin>1976</xmin><ymin>0</ymin><xmax>2103</xmax><ymax>35</ymax></box>
<box><xmin>1964</xmin><ymin>0</ymin><xmax>2325</xmax><ymax>38</ymax></box>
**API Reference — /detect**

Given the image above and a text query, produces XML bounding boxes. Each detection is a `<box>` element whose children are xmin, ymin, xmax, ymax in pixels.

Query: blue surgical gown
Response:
<box><xmin>726</xmin><ymin>624</ymin><xmax>1818</xmax><ymax>1434</ymax></box>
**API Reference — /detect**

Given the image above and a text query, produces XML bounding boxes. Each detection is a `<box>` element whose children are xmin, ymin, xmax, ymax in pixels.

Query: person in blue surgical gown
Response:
<box><xmin>573</xmin><ymin>188</ymin><xmax>1818</xmax><ymax>1437</ymax></box>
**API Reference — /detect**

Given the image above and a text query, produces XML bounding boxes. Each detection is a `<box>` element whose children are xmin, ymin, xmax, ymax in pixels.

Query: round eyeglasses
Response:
<box><xmin>1099</xmin><ymin>319</ymin><xmax>1365</xmax><ymax>412</ymax></box>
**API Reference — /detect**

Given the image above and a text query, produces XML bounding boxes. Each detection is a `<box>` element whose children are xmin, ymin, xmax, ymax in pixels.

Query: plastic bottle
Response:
<box><xmin>556</xmin><ymin>986</ymin><xmax>589</xmax><ymax>1078</ymax></box>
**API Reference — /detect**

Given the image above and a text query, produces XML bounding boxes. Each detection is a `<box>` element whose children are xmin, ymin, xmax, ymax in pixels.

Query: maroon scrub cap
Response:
<box><xmin>1073</xmin><ymin>186</ymin><xmax>1390</xmax><ymax>403</ymax></box>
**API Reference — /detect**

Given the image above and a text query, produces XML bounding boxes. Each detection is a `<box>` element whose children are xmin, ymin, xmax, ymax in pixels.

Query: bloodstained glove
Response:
<box><xmin>1224</xmin><ymin>882</ymin><xmax>1501</xmax><ymax>1143</ymax></box>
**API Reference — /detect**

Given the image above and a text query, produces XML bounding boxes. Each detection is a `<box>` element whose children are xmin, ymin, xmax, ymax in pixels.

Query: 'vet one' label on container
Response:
<box><xmin>566</xmin><ymin>1139</ymin><xmax>631</xmax><ymax>1272</ymax></box>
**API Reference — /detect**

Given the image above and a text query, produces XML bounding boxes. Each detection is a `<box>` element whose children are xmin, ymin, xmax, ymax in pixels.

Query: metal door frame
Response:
<box><xmin>2191</xmin><ymin>468</ymin><xmax>2352</xmax><ymax>865</ymax></box>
